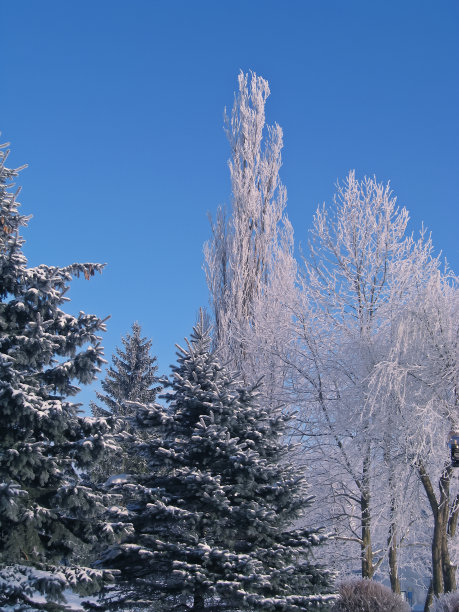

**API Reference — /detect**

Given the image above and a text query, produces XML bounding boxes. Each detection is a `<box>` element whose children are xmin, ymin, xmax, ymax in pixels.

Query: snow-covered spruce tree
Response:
<box><xmin>91</xmin><ymin>322</ymin><xmax>161</xmax><ymax>483</ymax></box>
<box><xmin>204</xmin><ymin>71</ymin><xmax>296</xmax><ymax>404</ymax></box>
<box><xmin>97</xmin><ymin>314</ymin><xmax>335</xmax><ymax>610</ymax></box>
<box><xmin>91</xmin><ymin>322</ymin><xmax>160</xmax><ymax>418</ymax></box>
<box><xmin>0</xmin><ymin>142</ymin><xmax>122</xmax><ymax>608</ymax></box>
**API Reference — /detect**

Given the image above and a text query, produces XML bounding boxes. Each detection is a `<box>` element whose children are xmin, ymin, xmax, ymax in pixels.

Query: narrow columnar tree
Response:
<box><xmin>0</xmin><ymin>142</ymin><xmax>122</xmax><ymax>608</ymax></box>
<box><xmin>98</xmin><ymin>315</ymin><xmax>335</xmax><ymax>610</ymax></box>
<box><xmin>91</xmin><ymin>322</ymin><xmax>161</xmax><ymax>482</ymax></box>
<box><xmin>204</xmin><ymin>71</ymin><xmax>296</xmax><ymax>404</ymax></box>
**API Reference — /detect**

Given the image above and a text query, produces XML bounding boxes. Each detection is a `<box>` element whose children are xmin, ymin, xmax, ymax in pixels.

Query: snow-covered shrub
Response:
<box><xmin>331</xmin><ymin>579</ymin><xmax>410</xmax><ymax>612</ymax></box>
<box><xmin>432</xmin><ymin>590</ymin><xmax>459</xmax><ymax>612</ymax></box>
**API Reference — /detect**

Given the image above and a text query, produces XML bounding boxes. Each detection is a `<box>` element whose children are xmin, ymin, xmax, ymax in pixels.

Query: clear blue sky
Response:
<box><xmin>2</xmin><ymin>1</ymin><xmax>458</xmax><ymax>410</ymax></box>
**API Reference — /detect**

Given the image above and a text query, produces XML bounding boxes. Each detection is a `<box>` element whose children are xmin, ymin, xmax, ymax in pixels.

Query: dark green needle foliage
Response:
<box><xmin>98</xmin><ymin>313</ymin><xmax>335</xmax><ymax>610</ymax></box>
<box><xmin>0</xmin><ymin>142</ymin><xmax>123</xmax><ymax>608</ymax></box>
<box><xmin>91</xmin><ymin>322</ymin><xmax>161</xmax><ymax>483</ymax></box>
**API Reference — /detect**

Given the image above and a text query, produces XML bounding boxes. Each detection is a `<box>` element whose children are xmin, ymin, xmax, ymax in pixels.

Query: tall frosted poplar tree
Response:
<box><xmin>205</xmin><ymin>72</ymin><xmax>296</xmax><ymax>401</ymax></box>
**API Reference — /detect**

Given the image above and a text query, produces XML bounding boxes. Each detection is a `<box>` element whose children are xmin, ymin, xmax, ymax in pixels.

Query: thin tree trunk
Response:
<box><xmin>439</xmin><ymin>467</ymin><xmax>456</xmax><ymax>592</ymax></box>
<box><xmin>388</xmin><ymin>518</ymin><xmax>400</xmax><ymax>594</ymax></box>
<box><xmin>361</xmin><ymin>493</ymin><xmax>373</xmax><ymax>578</ymax></box>
<box><xmin>361</xmin><ymin>454</ymin><xmax>374</xmax><ymax>579</ymax></box>
<box><xmin>384</xmin><ymin>437</ymin><xmax>400</xmax><ymax>593</ymax></box>
<box><xmin>442</xmin><ymin>533</ymin><xmax>456</xmax><ymax>593</ymax></box>
<box><xmin>431</xmin><ymin>512</ymin><xmax>444</xmax><ymax>596</ymax></box>
<box><xmin>416</xmin><ymin>460</ymin><xmax>444</xmax><ymax>597</ymax></box>
<box><xmin>446</xmin><ymin>493</ymin><xmax>459</xmax><ymax>592</ymax></box>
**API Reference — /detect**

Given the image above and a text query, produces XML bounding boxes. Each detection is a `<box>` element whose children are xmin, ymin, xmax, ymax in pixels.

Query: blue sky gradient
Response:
<box><xmin>2</xmin><ymin>1</ymin><xmax>458</xmax><ymax>409</ymax></box>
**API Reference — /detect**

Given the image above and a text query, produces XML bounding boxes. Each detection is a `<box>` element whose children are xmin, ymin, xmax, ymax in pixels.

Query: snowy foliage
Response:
<box><xmin>203</xmin><ymin>74</ymin><xmax>459</xmax><ymax>601</ymax></box>
<box><xmin>90</xmin><ymin>322</ymin><xmax>161</xmax><ymax>483</ymax></box>
<box><xmin>331</xmin><ymin>579</ymin><xmax>410</xmax><ymax>612</ymax></box>
<box><xmin>289</xmin><ymin>172</ymin><xmax>417</xmax><ymax>580</ymax></box>
<box><xmin>0</xmin><ymin>564</ymin><xmax>117</xmax><ymax>610</ymax></box>
<box><xmin>97</xmin><ymin>313</ymin><xmax>335</xmax><ymax>610</ymax></box>
<box><xmin>5</xmin><ymin>70</ymin><xmax>457</xmax><ymax>609</ymax></box>
<box><xmin>432</xmin><ymin>590</ymin><xmax>459</xmax><ymax>612</ymax></box>
<box><xmin>204</xmin><ymin>71</ymin><xmax>296</xmax><ymax>405</ymax></box>
<box><xmin>0</xmin><ymin>141</ymin><xmax>124</xmax><ymax>604</ymax></box>
<box><xmin>287</xmin><ymin>170</ymin><xmax>459</xmax><ymax>599</ymax></box>
<box><xmin>91</xmin><ymin>322</ymin><xmax>160</xmax><ymax>418</ymax></box>
<box><xmin>368</xmin><ymin>261</ymin><xmax>459</xmax><ymax>596</ymax></box>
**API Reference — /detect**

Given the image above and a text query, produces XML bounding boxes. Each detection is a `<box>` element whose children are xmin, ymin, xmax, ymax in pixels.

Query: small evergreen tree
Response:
<box><xmin>91</xmin><ymin>322</ymin><xmax>161</xmax><ymax>482</ymax></box>
<box><xmin>0</xmin><ymin>141</ymin><xmax>123</xmax><ymax>608</ymax></box>
<box><xmin>98</xmin><ymin>314</ymin><xmax>335</xmax><ymax>610</ymax></box>
<box><xmin>91</xmin><ymin>322</ymin><xmax>160</xmax><ymax>418</ymax></box>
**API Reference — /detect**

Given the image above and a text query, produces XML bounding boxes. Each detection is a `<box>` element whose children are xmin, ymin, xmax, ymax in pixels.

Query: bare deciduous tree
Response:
<box><xmin>293</xmin><ymin>172</ymin><xmax>434</xmax><ymax>585</ymax></box>
<box><xmin>370</xmin><ymin>265</ymin><xmax>459</xmax><ymax>603</ymax></box>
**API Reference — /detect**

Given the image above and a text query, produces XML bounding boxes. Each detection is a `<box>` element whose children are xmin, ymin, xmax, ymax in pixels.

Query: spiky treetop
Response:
<box><xmin>90</xmin><ymin>322</ymin><xmax>161</xmax><ymax>483</ymax></box>
<box><xmin>91</xmin><ymin>321</ymin><xmax>160</xmax><ymax>418</ymax></box>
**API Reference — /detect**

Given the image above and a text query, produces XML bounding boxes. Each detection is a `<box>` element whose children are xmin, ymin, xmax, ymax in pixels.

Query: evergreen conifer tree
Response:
<box><xmin>98</xmin><ymin>314</ymin><xmax>335</xmax><ymax>610</ymax></box>
<box><xmin>0</xmin><ymin>142</ymin><xmax>123</xmax><ymax>608</ymax></box>
<box><xmin>91</xmin><ymin>322</ymin><xmax>160</xmax><ymax>418</ymax></box>
<box><xmin>91</xmin><ymin>322</ymin><xmax>161</xmax><ymax>482</ymax></box>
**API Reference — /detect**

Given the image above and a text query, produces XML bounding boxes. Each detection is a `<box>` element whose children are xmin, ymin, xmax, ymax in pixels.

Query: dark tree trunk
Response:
<box><xmin>439</xmin><ymin>468</ymin><xmax>456</xmax><ymax>592</ymax></box>
<box><xmin>445</xmin><ymin>494</ymin><xmax>459</xmax><ymax>593</ymax></box>
<box><xmin>431</xmin><ymin>510</ymin><xmax>444</xmax><ymax>596</ymax></box>
<box><xmin>388</xmin><ymin>518</ymin><xmax>400</xmax><ymax>594</ymax></box>
<box><xmin>417</xmin><ymin>461</ymin><xmax>457</xmax><ymax>600</ymax></box>
<box><xmin>361</xmin><ymin>455</ymin><xmax>374</xmax><ymax>579</ymax></box>
<box><xmin>385</xmin><ymin>440</ymin><xmax>400</xmax><ymax>594</ymax></box>
<box><xmin>423</xmin><ymin>580</ymin><xmax>434</xmax><ymax>612</ymax></box>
